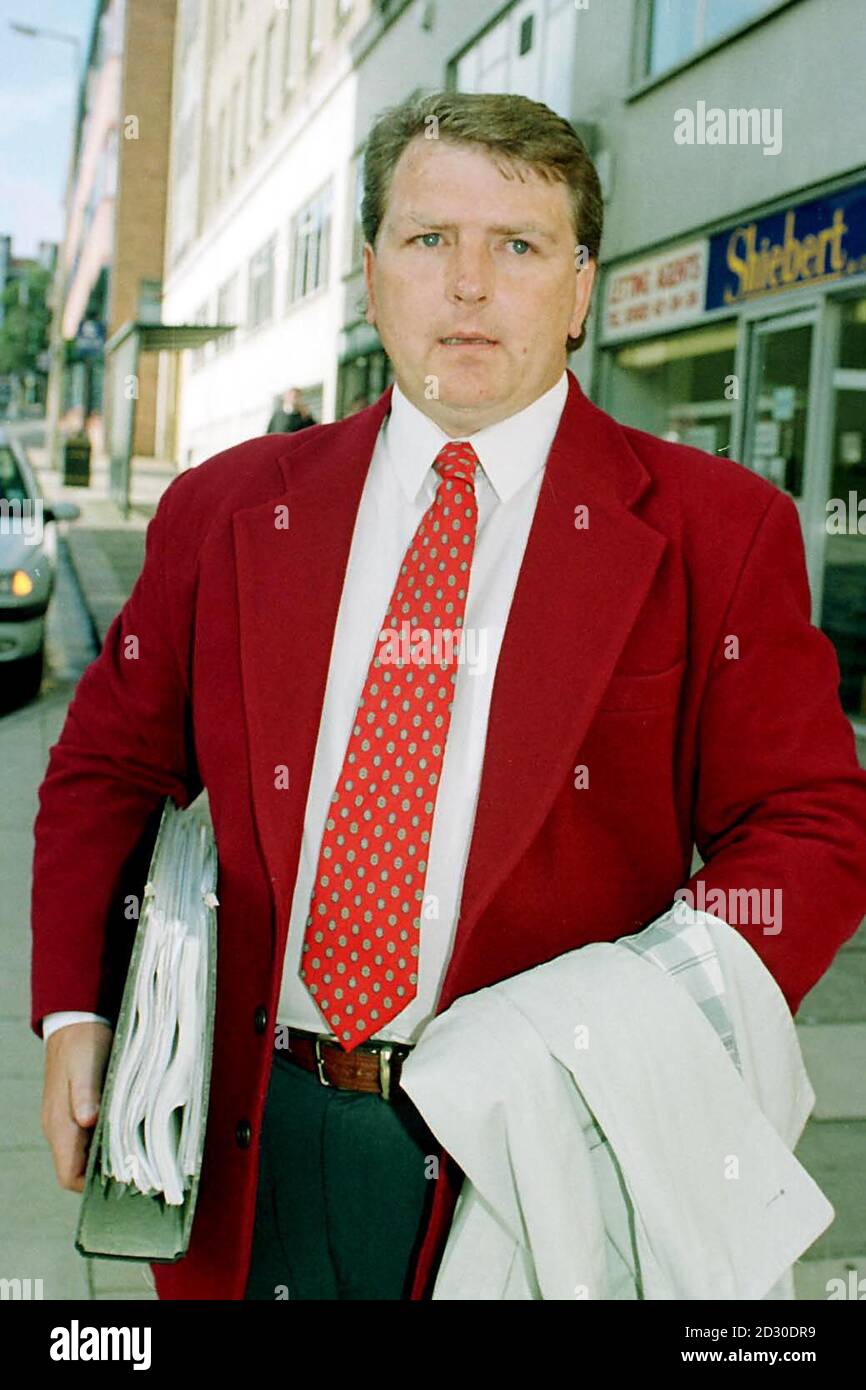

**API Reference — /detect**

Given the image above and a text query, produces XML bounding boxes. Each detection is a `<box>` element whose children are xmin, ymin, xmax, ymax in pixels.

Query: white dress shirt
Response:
<box><xmin>41</xmin><ymin>370</ymin><xmax>568</xmax><ymax>1043</ymax></box>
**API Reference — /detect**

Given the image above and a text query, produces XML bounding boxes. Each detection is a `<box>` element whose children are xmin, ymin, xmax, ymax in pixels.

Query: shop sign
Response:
<box><xmin>601</xmin><ymin>239</ymin><xmax>708</xmax><ymax>343</ymax></box>
<box><xmin>706</xmin><ymin>182</ymin><xmax>866</xmax><ymax>309</ymax></box>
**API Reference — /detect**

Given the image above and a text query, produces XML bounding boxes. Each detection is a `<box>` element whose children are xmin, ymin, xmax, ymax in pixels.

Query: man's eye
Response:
<box><xmin>414</xmin><ymin>233</ymin><xmax>441</xmax><ymax>247</ymax></box>
<box><xmin>508</xmin><ymin>239</ymin><xmax>533</xmax><ymax>255</ymax></box>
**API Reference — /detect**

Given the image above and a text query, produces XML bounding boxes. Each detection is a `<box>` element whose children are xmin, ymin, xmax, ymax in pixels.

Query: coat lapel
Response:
<box><xmin>231</xmin><ymin>394</ymin><xmax>393</xmax><ymax>951</ymax></box>
<box><xmin>436</xmin><ymin>371</ymin><xmax>668</xmax><ymax>1011</ymax></box>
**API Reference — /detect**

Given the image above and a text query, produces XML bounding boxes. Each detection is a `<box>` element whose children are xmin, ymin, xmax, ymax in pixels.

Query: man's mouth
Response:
<box><xmin>439</xmin><ymin>335</ymin><xmax>498</xmax><ymax>347</ymax></box>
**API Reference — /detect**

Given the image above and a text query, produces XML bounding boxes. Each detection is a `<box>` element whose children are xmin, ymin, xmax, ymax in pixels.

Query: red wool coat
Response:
<box><xmin>31</xmin><ymin>369</ymin><xmax>866</xmax><ymax>1299</ymax></box>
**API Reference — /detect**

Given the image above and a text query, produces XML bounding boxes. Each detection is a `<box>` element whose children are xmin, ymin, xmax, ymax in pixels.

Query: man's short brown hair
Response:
<box><xmin>361</xmin><ymin>90</ymin><xmax>603</xmax><ymax>352</ymax></box>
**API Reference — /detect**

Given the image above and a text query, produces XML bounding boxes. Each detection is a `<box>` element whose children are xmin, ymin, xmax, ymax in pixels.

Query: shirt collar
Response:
<box><xmin>383</xmin><ymin>370</ymin><xmax>569</xmax><ymax>505</ymax></box>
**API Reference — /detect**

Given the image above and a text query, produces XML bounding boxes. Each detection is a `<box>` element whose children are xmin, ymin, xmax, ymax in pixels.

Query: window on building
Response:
<box><xmin>201</xmin><ymin>123</ymin><xmax>213</xmax><ymax>218</ymax></box>
<box><xmin>228</xmin><ymin>81</ymin><xmax>240</xmax><ymax>180</ymax></box>
<box><xmin>180</xmin><ymin>0</ymin><xmax>199</xmax><ymax>57</ymax></box>
<box><xmin>820</xmin><ymin>294</ymin><xmax>866</xmax><ymax>718</ymax></box>
<box><xmin>288</xmin><ymin>182</ymin><xmax>332</xmax><ymax>304</ymax></box>
<box><xmin>347</xmin><ymin>151</ymin><xmax>365</xmax><ymax>272</ymax></box>
<box><xmin>174</xmin><ymin>113</ymin><xmax>193</xmax><ymax>182</ymax></box>
<box><xmin>216</xmin><ymin>272</ymin><xmax>239</xmax><ymax>353</ymax></box>
<box><xmin>262</xmin><ymin>19</ymin><xmax>277</xmax><ymax>133</ymax></box>
<box><xmin>307</xmin><ymin>0</ymin><xmax>325</xmax><ymax>64</ymax></box>
<box><xmin>190</xmin><ymin>300</ymin><xmax>210</xmax><ymax>371</ymax></box>
<box><xmin>216</xmin><ymin>106</ymin><xmax>227</xmax><ymax>199</ymax></box>
<box><xmin>452</xmin><ymin>0</ymin><xmax>576</xmax><ymax>117</ymax></box>
<box><xmin>604</xmin><ymin>321</ymin><xmax>739</xmax><ymax>460</ymax></box>
<box><xmin>282</xmin><ymin>1</ymin><xmax>297</xmax><ymax>100</ymax></box>
<box><xmin>101</xmin><ymin>0</ymin><xmax>124</xmax><ymax>58</ymax></box>
<box><xmin>243</xmin><ymin>51</ymin><xmax>257</xmax><ymax>158</ymax></box>
<box><xmin>248</xmin><ymin>236</ymin><xmax>276</xmax><ymax>329</ymax></box>
<box><xmin>643</xmin><ymin>0</ymin><xmax>781</xmax><ymax>79</ymax></box>
<box><xmin>94</xmin><ymin>2</ymin><xmax>124</xmax><ymax>65</ymax></box>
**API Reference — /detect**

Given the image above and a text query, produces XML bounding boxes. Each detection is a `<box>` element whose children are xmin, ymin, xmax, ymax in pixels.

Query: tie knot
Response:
<box><xmin>434</xmin><ymin>440</ymin><xmax>479</xmax><ymax>490</ymax></box>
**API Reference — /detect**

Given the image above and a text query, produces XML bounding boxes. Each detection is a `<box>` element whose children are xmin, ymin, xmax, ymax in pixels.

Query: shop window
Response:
<box><xmin>605</xmin><ymin>322</ymin><xmax>738</xmax><ymax>459</ymax></box>
<box><xmin>744</xmin><ymin>319</ymin><xmax>811</xmax><ymax>498</ymax></box>
<box><xmin>820</xmin><ymin>296</ymin><xmax>866</xmax><ymax>718</ymax></box>
<box><xmin>337</xmin><ymin>349</ymin><xmax>392</xmax><ymax>419</ymax></box>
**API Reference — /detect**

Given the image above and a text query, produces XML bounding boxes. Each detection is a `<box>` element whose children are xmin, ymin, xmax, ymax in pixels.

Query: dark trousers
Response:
<box><xmin>244</xmin><ymin>1046</ymin><xmax>438</xmax><ymax>1300</ymax></box>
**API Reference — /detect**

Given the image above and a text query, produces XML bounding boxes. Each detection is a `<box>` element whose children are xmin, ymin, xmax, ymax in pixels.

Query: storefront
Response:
<box><xmin>597</xmin><ymin>174</ymin><xmax>866</xmax><ymax>725</ymax></box>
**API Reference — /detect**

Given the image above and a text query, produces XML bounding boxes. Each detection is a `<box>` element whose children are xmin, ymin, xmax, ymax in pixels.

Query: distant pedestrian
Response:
<box><xmin>266</xmin><ymin>386</ymin><xmax>316</xmax><ymax>434</ymax></box>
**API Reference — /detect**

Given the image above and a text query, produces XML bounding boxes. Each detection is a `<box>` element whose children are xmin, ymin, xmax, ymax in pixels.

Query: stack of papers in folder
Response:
<box><xmin>75</xmin><ymin>791</ymin><xmax>218</xmax><ymax>1263</ymax></box>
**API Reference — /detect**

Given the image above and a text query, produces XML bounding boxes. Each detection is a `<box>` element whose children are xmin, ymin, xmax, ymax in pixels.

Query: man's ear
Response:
<box><xmin>568</xmin><ymin>257</ymin><xmax>597</xmax><ymax>343</ymax></box>
<box><xmin>363</xmin><ymin>243</ymin><xmax>377</xmax><ymax>326</ymax></box>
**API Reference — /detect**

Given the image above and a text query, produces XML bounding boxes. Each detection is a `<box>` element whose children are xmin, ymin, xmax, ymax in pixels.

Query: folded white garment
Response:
<box><xmin>399</xmin><ymin>905</ymin><xmax>833</xmax><ymax>1300</ymax></box>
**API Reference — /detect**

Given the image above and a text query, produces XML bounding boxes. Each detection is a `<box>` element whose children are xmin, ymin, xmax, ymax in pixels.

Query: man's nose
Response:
<box><xmin>445</xmin><ymin>241</ymin><xmax>492</xmax><ymax>303</ymax></box>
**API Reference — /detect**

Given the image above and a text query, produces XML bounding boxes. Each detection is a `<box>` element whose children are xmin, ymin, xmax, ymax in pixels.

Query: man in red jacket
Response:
<box><xmin>34</xmin><ymin>90</ymin><xmax>866</xmax><ymax>1300</ymax></box>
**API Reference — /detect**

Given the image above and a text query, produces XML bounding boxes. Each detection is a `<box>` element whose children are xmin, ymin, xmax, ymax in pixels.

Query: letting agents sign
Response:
<box><xmin>601</xmin><ymin>239</ymin><xmax>708</xmax><ymax>343</ymax></box>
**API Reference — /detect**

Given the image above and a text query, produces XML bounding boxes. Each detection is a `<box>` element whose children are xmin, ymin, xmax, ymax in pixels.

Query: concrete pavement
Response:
<box><xmin>1</xmin><ymin>522</ymin><xmax>158</xmax><ymax>1299</ymax></box>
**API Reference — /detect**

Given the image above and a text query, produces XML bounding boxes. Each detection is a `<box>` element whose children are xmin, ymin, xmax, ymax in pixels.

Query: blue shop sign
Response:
<box><xmin>706</xmin><ymin>182</ymin><xmax>866</xmax><ymax>310</ymax></box>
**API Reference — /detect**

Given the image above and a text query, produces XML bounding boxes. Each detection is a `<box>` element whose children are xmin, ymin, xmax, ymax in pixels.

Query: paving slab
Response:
<box><xmin>795</xmin><ymin>1120</ymin><xmax>866</xmax><ymax>1259</ymax></box>
<box><xmin>798</xmin><ymin>1024</ymin><xmax>866</xmax><ymax>1120</ymax></box>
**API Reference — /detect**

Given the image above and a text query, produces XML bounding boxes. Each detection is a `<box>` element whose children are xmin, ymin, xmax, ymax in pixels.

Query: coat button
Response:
<box><xmin>235</xmin><ymin>1120</ymin><xmax>252</xmax><ymax>1148</ymax></box>
<box><xmin>254</xmin><ymin>1005</ymin><xmax>268</xmax><ymax>1034</ymax></box>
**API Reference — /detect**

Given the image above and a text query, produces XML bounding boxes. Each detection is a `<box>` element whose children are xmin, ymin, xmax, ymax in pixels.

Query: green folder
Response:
<box><xmin>74</xmin><ymin>790</ymin><xmax>218</xmax><ymax>1263</ymax></box>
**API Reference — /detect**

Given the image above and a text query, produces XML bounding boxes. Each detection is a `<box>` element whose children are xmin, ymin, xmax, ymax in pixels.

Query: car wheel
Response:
<box><xmin>15</xmin><ymin>645</ymin><xmax>44</xmax><ymax>703</ymax></box>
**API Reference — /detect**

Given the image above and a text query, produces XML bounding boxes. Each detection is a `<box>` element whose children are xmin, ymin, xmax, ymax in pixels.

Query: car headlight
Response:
<box><xmin>0</xmin><ymin>566</ymin><xmax>49</xmax><ymax>600</ymax></box>
<box><xmin>11</xmin><ymin>569</ymin><xmax>33</xmax><ymax>597</ymax></box>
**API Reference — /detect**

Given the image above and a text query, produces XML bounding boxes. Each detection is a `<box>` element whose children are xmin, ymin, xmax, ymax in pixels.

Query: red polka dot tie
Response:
<box><xmin>300</xmin><ymin>440</ymin><xmax>480</xmax><ymax>1050</ymax></box>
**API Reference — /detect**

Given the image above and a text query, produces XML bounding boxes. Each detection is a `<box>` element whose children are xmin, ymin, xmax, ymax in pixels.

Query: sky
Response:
<box><xmin>0</xmin><ymin>0</ymin><xmax>98</xmax><ymax>258</ymax></box>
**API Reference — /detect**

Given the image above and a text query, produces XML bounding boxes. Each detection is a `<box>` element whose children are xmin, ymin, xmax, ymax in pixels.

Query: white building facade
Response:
<box><xmin>161</xmin><ymin>0</ymin><xmax>370</xmax><ymax>465</ymax></box>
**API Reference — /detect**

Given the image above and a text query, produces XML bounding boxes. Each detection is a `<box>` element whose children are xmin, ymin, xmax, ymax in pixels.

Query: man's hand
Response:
<box><xmin>42</xmin><ymin>1021</ymin><xmax>113</xmax><ymax>1192</ymax></box>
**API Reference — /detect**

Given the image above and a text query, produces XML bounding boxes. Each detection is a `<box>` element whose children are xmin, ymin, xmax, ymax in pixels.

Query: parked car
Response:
<box><xmin>0</xmin><ymin>430</ymin><xmax>79</xmax><ymax>701</ymax></box>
